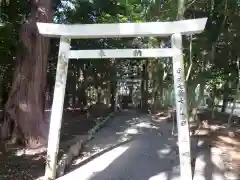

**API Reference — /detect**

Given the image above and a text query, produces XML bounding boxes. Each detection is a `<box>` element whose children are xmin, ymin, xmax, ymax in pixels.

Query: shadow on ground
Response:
<box><xmin>60</xmin><ymin>110</ymin><xmax>198</xmax><ymax>180</ymax></box>
<box><xmin>194</xmin><ymin>140</ymin><xmax>225</xmax><ymax>180</ymax></box>
<box><xmin>0</xmin><ymin>149</ymin><xmax>45</xmax><ymax>180</ymax></box>
<box><xmin>0</xmin><ymin>106</ymin><xmax>111</xmax><ymax>180</ymax></box>
<box><xmin>194</xmin><ymin>109</ymin><xmax>240</xmax><ymax>180</ymax></box>
<box><xmin>1</xmin><ymin>108</ymin><xmax>238</xmax><ymax>180</ymax></box>
<box><xmin>60</xmin><ymin>109</ymin><xmax>240</xmax><ymax>180</ymax></box>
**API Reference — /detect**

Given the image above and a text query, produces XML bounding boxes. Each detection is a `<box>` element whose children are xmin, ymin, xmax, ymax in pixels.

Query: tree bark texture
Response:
<box><xmin>1</xmin><ymin>0</ymin><xmax>52</xmax><ymax>148</ymax></box>
<box><xmin>141</xmin><ymin>60</ymin><xmax>149</xmax><ymax>112</ymax></box>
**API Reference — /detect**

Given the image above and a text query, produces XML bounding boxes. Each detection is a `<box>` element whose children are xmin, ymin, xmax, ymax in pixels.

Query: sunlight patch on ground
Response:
<box><xmin>125</xmin><ymin>128</ymin><xmax>139</xmax><ymax>134</ymax></box>
<box><xmin>57</xmin><ymin>145</ymin><xmax>129</xmax><ymax>180</ymax></box>
<box><xmin>123</xmin><ymin>121</ymin><xmax>159</xmax><ymax>135</ymax></box>
<box><xmin>72</xmin><ymin>136</ymin><xmax>132</xmax><ymax>166</ymax></box>
<box><xmin>15</xmin><ymin>147</ymin><xmax>47</xmax><ymax>156</ymax></box>
<box><xmin>194</xmin><ymin>150</ymin><xmax>225</xmax><ymax>180</ymax></box>
<box><xmin>198</xmin><ymin>140</ymin><xmax>204</xmax><ymax>147</ymax></box>
<box><xmin>217</xmin><ymin>136</ymin><xmax>240</xmax><ymax>146</ymax></box>
<box><xmin>135</xmin><ymin>122</ymin><xmax>158</xmax><ymax>129</ymax></box>
<box><xmin>194</xmin><ymin>154</ymin><xmax>207</xmax><ymax>171</ymax></box>
<box><xmin>158</xmin><ymin>147</ymin><xmax>172</xmax><ymax>156</ymax></box>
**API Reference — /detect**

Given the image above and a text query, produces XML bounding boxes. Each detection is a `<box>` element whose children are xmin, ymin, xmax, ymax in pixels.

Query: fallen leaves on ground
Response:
<box><xmin>196</xmin><ymin>111</ymin><xmax>240</xmax><ymax>179</ymax></box>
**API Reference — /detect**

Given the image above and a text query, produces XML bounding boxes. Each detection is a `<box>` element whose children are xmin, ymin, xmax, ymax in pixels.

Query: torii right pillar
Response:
<box><xmin>172</xmin><ymin>33</ymin><xmax>192</xmax><ymax>179</ymax></box>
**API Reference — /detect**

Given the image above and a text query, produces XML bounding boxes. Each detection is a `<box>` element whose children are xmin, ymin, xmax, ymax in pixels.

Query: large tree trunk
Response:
<box><xmin>228</xmin><ymin>57</ymin><xmax>240</xmax><ymax>127</ymax></box>
<box><xmin>78</xmin><ymin>67</ymin><xmax>87</xmax><ymax>106</ymax></box>
<box><xmin>110</xmin><ymin>81</ymin><xmax>116</xmax><ymax>111</ymax></box>
<box><xmin>141</xmin><ymin>60</ymin><xmax>149</xmax><ymax>112</ymax></box>
<box><xmin>110</xmin><ymin>60</ymin><xmax>116</xmax><ymax>111</ymax></box>
<box><xmin>71</xmin><ymin>64</ymin><xmax>77</xmax><ymax>108</ymax></box>
<box><xmin>221</xmin><ymin>80</ymin><xmax>230</xmax><ymax>112</ymax></box>
<box><xmin>1</xmin><ymin>0</ymin><xmax>52</xmax><ymax>148</ymax></box>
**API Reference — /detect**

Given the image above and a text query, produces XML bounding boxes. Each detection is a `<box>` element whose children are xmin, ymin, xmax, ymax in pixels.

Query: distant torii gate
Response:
<box><xmin>37</xmin><ymin>18</ymin><xmax>207</xmax><ymax>180</ymax></box>
<box><xmin>116</xmin><ymin>79</ymin><xmax>141</xmax><ymax>110</ymax></box>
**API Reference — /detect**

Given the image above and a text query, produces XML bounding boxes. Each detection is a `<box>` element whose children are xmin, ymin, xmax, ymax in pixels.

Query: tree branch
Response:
<box><xmin>186</xmin><ymin>0</ymin><xmax>199</xmax><ymax>10</ymax></box>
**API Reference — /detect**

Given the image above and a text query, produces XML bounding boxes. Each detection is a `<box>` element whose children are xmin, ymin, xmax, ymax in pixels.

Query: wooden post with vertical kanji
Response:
<box><xmin>172</xmin><ymin>33</ymin><xmax>192</xmax><ymax>180</ymax></box>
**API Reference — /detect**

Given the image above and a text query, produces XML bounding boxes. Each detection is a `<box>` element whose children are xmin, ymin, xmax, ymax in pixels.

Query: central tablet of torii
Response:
<box><xmin>37</xmin><ymin>17</ymin><xmax>207</xmax><ymax>180</ymax></box>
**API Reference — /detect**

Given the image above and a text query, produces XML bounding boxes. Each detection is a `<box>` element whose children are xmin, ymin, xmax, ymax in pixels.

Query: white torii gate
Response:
<box><xmin>37</xmin><ymin>18</ymin><xmax>207</xmax><ymax>180</ymax></box>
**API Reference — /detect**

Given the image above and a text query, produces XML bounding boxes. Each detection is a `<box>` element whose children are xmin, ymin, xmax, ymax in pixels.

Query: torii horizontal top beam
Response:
<box><xmin>37</xmin><ymin>18</ymin><xmax>207</xmax><ymax>39</ymax></box>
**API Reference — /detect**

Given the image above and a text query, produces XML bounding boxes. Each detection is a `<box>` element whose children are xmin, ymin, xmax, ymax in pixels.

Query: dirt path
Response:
<box><xmin>58</xmin><ymin>110</ymin><xmax>198</xmax><ymax>180</ymax></box>
<box><xmin>1</xmin><ymin>108</ymin><xmax>239</xmax><ymax>180</ymax></box>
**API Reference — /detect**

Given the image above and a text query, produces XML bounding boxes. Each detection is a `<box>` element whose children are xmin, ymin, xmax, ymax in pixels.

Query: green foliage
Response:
<box><xmin>0</xmin><ymin>0</ymin><xmax>239</xmax><ymax>111</ymax></box>
<box><xmin>51</xmin><ymin>0</ymin><xmax>240</xmax><ymax>107</ymax></box>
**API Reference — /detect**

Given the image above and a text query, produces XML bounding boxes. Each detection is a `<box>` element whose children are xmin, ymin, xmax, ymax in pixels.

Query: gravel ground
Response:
<box><xmin>59</xmin><ymin>110</ymin><xmax>198</xmax><ymax>180</ymax></box>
